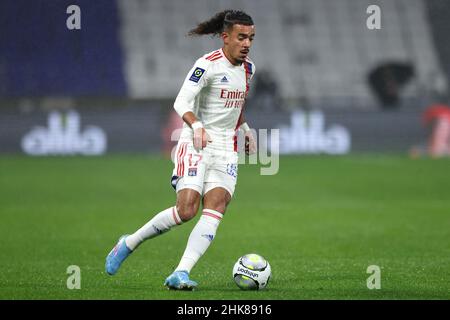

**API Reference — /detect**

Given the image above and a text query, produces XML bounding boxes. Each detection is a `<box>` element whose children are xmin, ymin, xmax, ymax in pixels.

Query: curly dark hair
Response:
<box><xmin>188</xmin><ymin>10</ymin><xmax>254</xmax><ymax>36</ymax></box>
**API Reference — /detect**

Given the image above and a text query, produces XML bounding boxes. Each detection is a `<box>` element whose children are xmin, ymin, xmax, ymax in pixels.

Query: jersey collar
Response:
<box><xmin>220</xmin><ymin>48</ymin><xmax>243</xmax><ymax>68</ymax></box>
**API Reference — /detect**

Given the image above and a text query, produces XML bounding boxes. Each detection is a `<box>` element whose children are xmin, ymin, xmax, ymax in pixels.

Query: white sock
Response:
<box><xmin>125</xmin><ymin>206</ymin><xmax>182</xmax><ymax>251</ymax></box>
<box><xmin>175</xmin><ymin>209</ymin><xmax>223</xmax><ymax>273</ymax></box>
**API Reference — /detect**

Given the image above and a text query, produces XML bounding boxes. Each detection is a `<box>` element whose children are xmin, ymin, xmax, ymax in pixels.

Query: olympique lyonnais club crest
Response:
<box><xmin>188</xmin><ymin>167</ymin><xmax>197</xmax><ymax>176</ymax></box>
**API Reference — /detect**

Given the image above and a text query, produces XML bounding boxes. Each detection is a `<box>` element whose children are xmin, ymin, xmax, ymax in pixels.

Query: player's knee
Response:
<box><xmin>176</xmin><ymin>202</ymin><xmax>199</xmax><ymax>221</ymax></box>
<box><xmin>203</xmin><ymin>198</ymin><xmax>229</xmax><ymax>215</ymax></box>
<box><xmin>203</xmin><ymin>190</ymin><xmax>231</xmax><ymax>214</ymax></box>
<box><xmin>176</xmin><ymin>189</ymin><xmax>201</xmax><ymax>221</ymax></box>
<box><xmin>206</xmin><ymin>202</ymin><xmax>228</xmax><ymax>215</ymax></box>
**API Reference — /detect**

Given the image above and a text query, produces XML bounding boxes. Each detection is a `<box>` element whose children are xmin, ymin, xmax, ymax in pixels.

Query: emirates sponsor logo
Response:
<box><xmin>220</xmin><ymin>89</ymin><xmax>246</xmax><ymax>109</ymax></box>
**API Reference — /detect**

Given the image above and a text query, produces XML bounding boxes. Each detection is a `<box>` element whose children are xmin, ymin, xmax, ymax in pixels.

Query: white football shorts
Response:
<box><xmin>171</xmin><ymin>140</ymin><xmax>238</xmax><ymax>197</ymax></box>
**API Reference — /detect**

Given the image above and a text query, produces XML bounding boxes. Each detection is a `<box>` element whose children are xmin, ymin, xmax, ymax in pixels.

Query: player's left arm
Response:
<box><xmin>239</xmin><ymin>114</ymin><xmax>257</xmax><ymax>155</ymax></box>
<box><xmin>240</xmin><ymin>60</ymin><xmax>257</xmax><ymax>155</ymax></box>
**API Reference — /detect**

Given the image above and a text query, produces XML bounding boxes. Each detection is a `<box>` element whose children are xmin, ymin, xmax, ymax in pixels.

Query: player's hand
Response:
<box><xmin>245</xmin><ymin>130</ymin><xmax>257</xmax><ymax>155</ymax></box>
<box><xmin>193</xmin><ymin>127</ymin><xmax>212</xmax><ymax>151</ymax></box>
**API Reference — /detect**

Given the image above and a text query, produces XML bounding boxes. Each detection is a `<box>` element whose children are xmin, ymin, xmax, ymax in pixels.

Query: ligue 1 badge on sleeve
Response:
<box><xmin>189</xmin><ymin>67</ymin><xmax>205</xmax><ymax>83</ymax></box>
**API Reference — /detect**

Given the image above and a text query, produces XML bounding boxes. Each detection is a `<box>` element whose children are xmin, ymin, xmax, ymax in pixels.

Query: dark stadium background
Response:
<box><xmin>0</xmin><ymin>0</ymin><xmax>449</xmax><ymax>300</ymax></box>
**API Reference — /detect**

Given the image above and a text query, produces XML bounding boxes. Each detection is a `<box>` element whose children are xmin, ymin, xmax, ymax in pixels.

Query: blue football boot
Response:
<box><xmin>164</xmin><ymin>270</ymin><xmax>198</xmax><ymax>290</ymax></box>
<box><xmin>105</xmin><ymin>235</ymin><xmax>132</xmax><ymax>275</ymax></box>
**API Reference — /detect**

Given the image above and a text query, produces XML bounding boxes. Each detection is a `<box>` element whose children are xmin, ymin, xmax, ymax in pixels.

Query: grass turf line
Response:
<box><xmin>0</xmin><ymin>155</ymin><xmax>449</xmax><ymax>299</ymax></box>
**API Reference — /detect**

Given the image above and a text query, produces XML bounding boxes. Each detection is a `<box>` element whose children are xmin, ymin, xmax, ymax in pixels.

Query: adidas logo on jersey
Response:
<box><xmin>221</xmin><ymin>76</ymin><xmax>229</xmax><ymax>83</ymax></box>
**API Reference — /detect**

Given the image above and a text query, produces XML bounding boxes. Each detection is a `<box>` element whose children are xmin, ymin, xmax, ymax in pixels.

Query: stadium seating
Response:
<box><xmin>0</xmin><ymin>0</ymin><xmax>445</xmax><ymax>110</ymax></box>
<box><xmin>117</xmin><ymin>0</ymin><xmax>445</xmax><ymax>109</ymax></box>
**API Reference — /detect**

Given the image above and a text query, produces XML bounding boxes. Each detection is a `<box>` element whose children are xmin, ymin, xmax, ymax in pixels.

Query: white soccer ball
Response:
<box><xmin>232</xmin><ymin>253</ymin><xmax>271</xmax><ymax>290</ymax></box>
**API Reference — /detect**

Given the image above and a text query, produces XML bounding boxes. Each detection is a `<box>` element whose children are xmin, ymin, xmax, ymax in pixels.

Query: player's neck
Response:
<box><xmin>221</xmin><ymin>47</ymin><xmax>242</xmax><ymax>66</ymax></box>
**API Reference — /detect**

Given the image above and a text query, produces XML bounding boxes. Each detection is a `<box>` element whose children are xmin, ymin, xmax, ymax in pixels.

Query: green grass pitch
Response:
<box><xmin>0</xmin><ymin>154</ymin><xmax>449</xmax><ymax>299</ymax></box>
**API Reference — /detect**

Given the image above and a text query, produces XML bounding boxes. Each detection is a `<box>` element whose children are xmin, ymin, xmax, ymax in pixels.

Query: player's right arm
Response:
<box><xmin>238</xmin><ymin>114</ymin><xmax>257</xmax><ymax>155</ymax></box>
<box><xmin>181</xmin><ymin>111</ymin><xmax>211</xmax><ymax>151</ymax></box>
<box><xmin>173</xmin><ymin>58</ymin><xmax>212</xmax><ymax>151</ymax></box>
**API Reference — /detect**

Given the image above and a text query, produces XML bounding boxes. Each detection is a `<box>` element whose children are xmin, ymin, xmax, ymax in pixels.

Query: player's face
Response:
<box><xmin>222</xmin><ymin>24</ymin><xmax>255</xmax><ymax>64</ymax></box>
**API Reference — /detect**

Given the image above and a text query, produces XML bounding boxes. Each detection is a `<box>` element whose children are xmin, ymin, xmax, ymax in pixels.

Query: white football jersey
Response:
<box><xmin>173</xmin><ymin>48</ymin><xmax>255</xmax><ymax>152</ymax></box>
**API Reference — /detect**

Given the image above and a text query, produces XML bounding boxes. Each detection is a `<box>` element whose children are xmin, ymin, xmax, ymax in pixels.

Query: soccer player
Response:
<box><xmin>105</xmin><ymin>10</ymin><xmax>257</xmax><ymax>290</ymax></box>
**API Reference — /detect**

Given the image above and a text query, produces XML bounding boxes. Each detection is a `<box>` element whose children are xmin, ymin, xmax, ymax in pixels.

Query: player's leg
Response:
<box><xmin>166</xmin><ymin>187</ymin><xmax>231</xmax><ymax>290</ymax></box>
<box><xmin>106</xmin><ymin>188</ymin><xmax>202</xmax><ymax>276</ymax></box>
<box><xmin>168</xmin><ymin>155</ymin><xmax>237</xmax><ymax>288</ymax></box>
<box><xmin>163</xmin><ymin>188</ymin><xmax>203</xmax><ymax>290</ymax></box>
<box><xmin>105</xmin><ymin>142</ymin><xmax>203</xmax><ymax>276</ymax></box>
<box><xmin>164</xmin><ymin>145</ymin><xmax>209</xmax><ymax>289</ymax></box>
<box><xmin>124</xmin><ymin>188</ymin><xmax>201</xmax><ymax>250</ymax></box>
<box><xmin>202</xmin><ymin>186</ymin><xmax>232</xmax><ymax>213</ymax></box>
<box><xmin>173</xmin><ymin>186</ymin><xmax>231</xmax><ymax>275</ymax></box>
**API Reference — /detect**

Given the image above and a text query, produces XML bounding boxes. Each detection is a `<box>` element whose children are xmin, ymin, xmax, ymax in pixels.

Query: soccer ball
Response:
<box><xmin>232</xmin><ymin>253</ymin><xmax>271</xmax><ymax>290</ymax></box>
